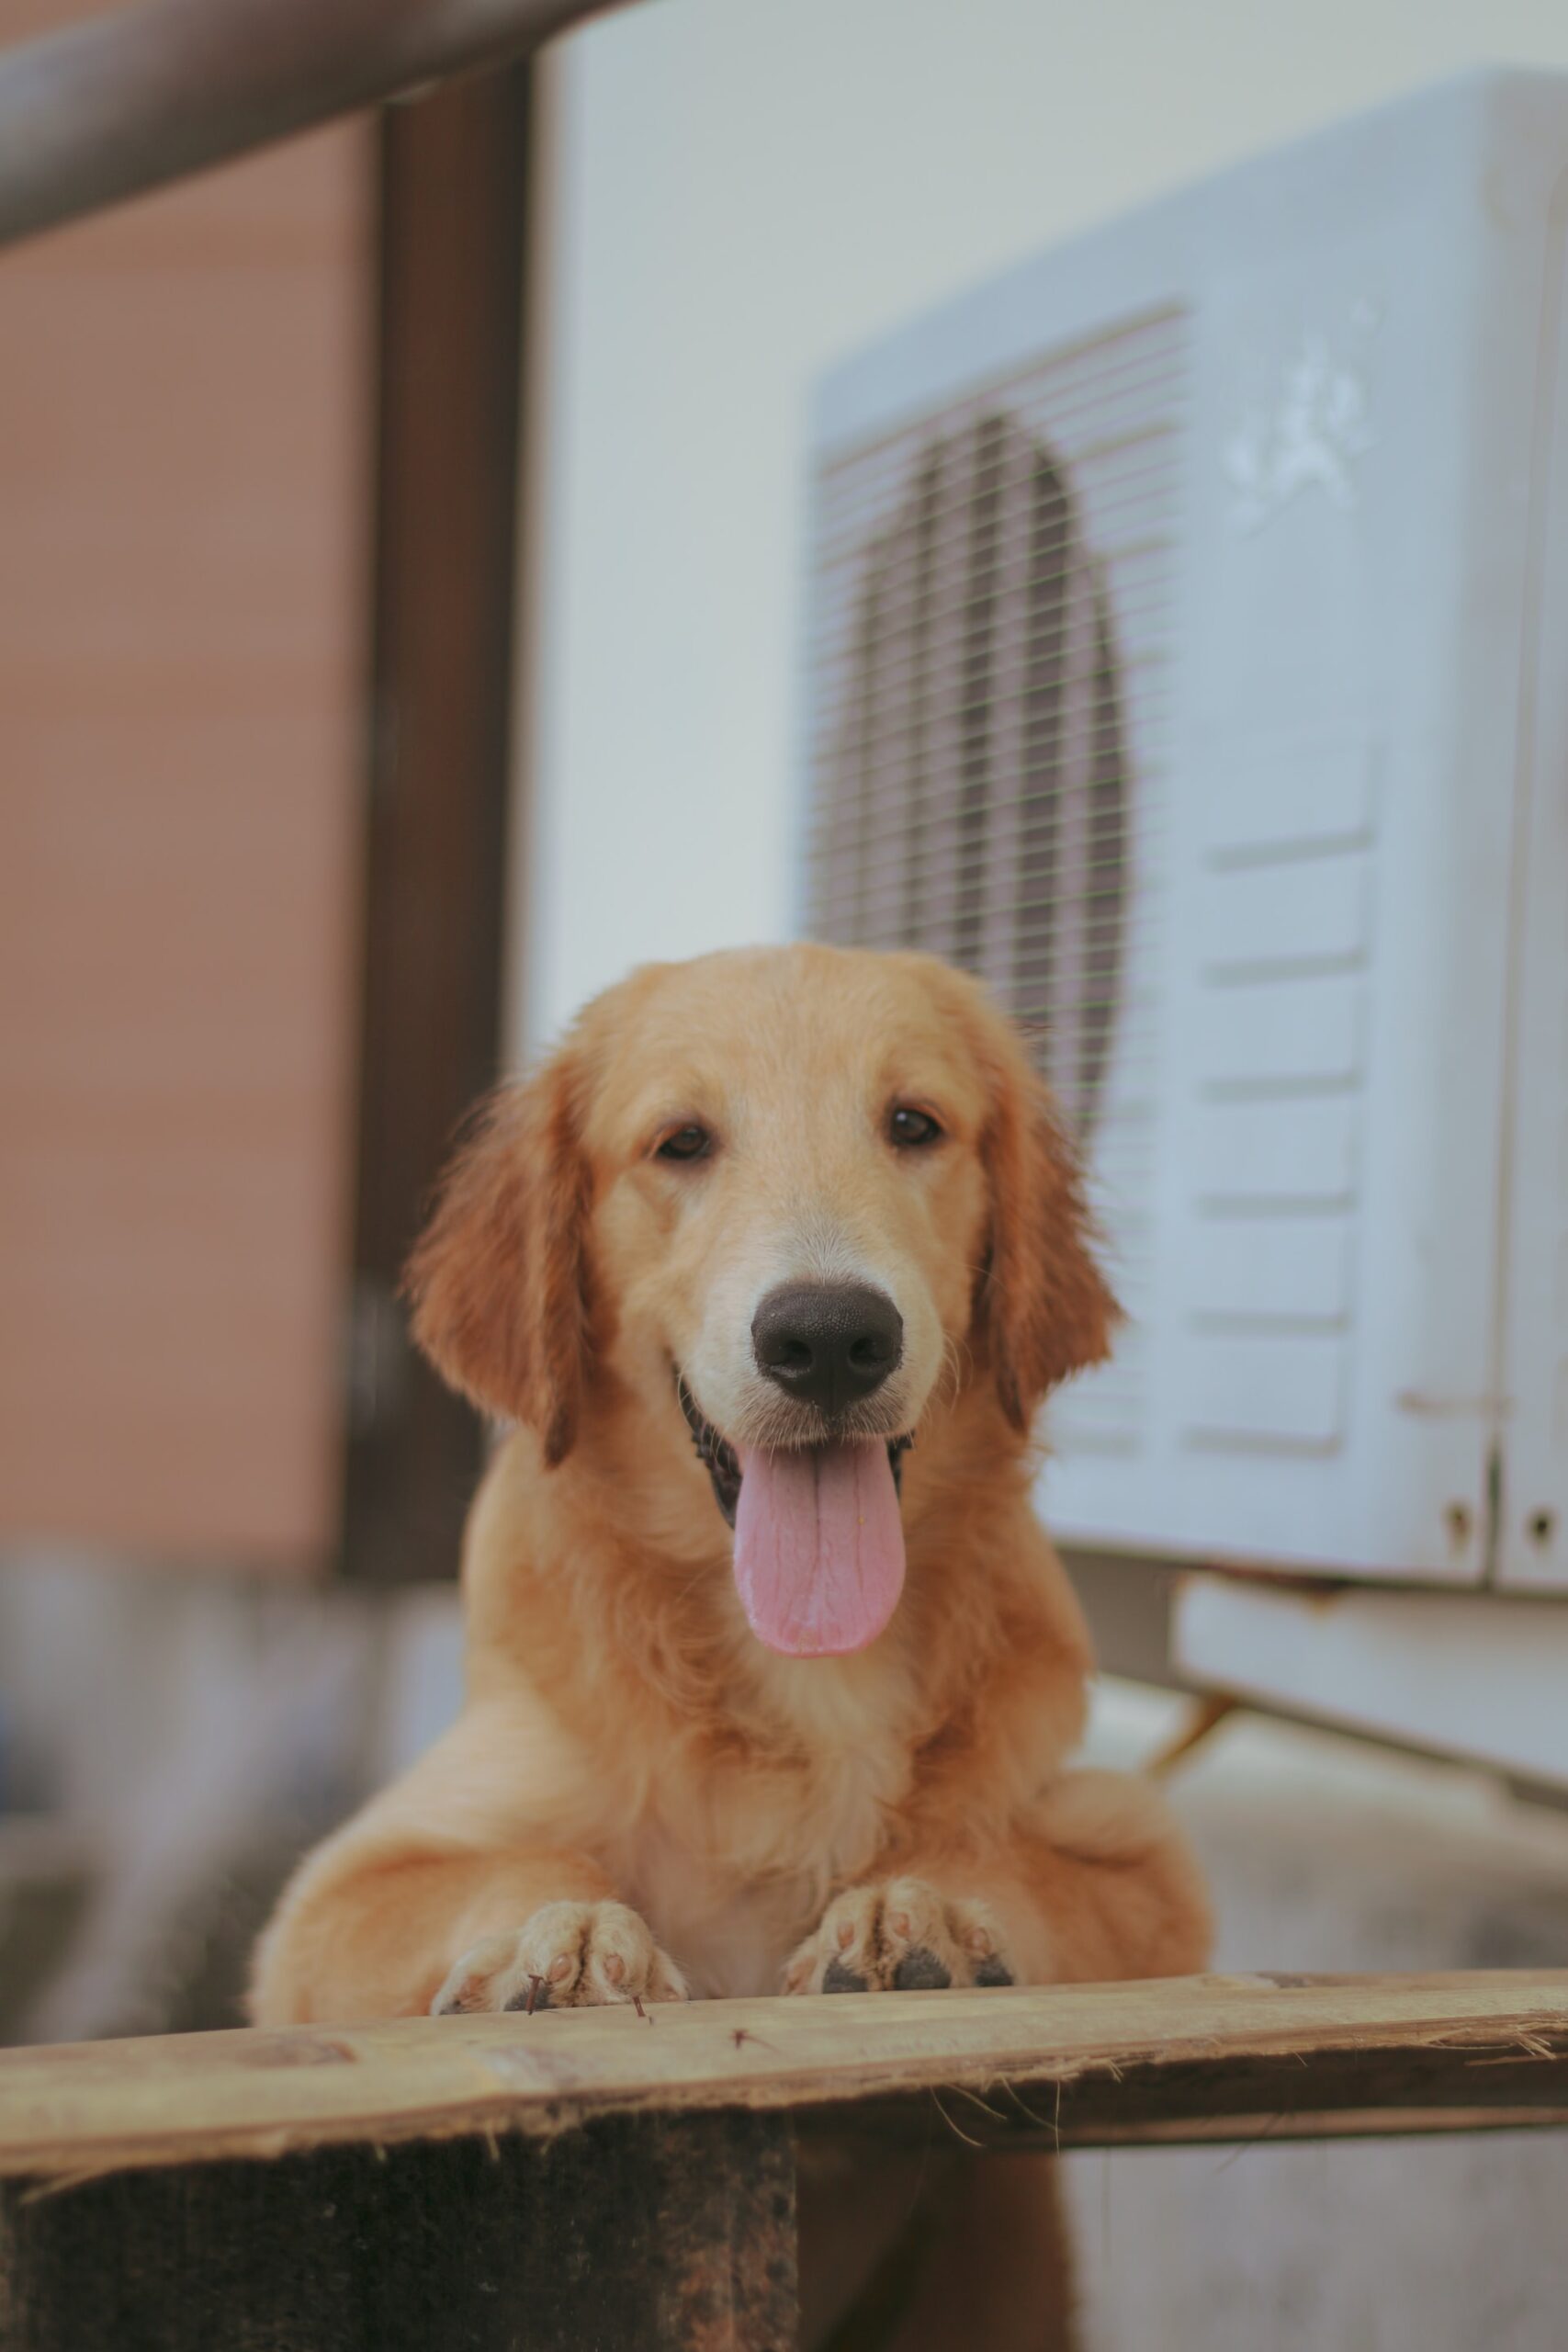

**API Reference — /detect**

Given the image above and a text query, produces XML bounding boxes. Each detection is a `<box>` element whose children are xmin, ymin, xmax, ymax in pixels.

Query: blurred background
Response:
<box><xmin>5</xmin><ymin>1</ymin><xmax>1568</xmax><ymax>2344</ymax></box>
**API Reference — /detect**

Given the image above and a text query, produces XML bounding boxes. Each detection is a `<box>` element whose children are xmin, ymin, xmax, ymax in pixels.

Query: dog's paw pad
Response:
<box><xmin>784</xmin><ymin>1879</ymin><xmax>1016</xmax><ymax>1995</ymax></box>
<box><xmin>892</xmin><ymin>1946</ymin><xmax>952</xmax><ymax>1990</ymax></box>
<box><xmin>973</xmin><ymin>1955</ymin><xmax>1015</xmax><ymax>1987</ymax></box>
<box><xmin>431</xmin><ymin>1900</ymin><xmax>688</xmax><ymax>2016</ymax></box>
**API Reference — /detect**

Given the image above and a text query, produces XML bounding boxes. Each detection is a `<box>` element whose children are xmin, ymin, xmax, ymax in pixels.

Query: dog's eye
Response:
<box><xmin>656</xmin><ymin>1124</ymin><xmax>713</xmax><ymax>1164</ymax></box>
<box><xmin>889</xmin><ymin>1105</ymin><xmax>943</xmax><ymax>1149</ymax></box>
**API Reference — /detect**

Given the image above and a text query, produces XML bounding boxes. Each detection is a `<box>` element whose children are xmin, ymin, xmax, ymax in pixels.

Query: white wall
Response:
<box><xmin>517</xmin><ymin>0</ymin><xmax>1568</xmax><ymax>1051</ymax></box>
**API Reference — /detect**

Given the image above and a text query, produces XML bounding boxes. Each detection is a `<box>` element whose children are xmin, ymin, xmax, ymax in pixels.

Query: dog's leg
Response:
<box><xmin>785</xmin><ymin>1767</ymin><xmax>1211</xmax><ymax>1996</ymax></box>
<box><xmin>788</xmin><ymin>1771</ymin><xmax>1201</xmax><ymax>2351</ymax></box>
<box><xmin>797</xmin><ymin>2145</ymin><xmax>1077</xmax><ymax>2352</ymax></box>
<box><xmin>249</xmin><ymin>1837</ymin><xmax>647</xmax><ymax>2023</ymax></box>
<box><xmin>884</xmin><ymin>2152</ymin><xmax>1077</xmax><ymax>2352</ymax></box>
<box><xmin>999</xmin><ymin>1766</ymin><xmax>1214</xmax><ymax>1985</ymax></box>
<box><xmin>251</xmin><ymin>1699</ymin><xmax>690</xmax><ymax>2024</ymax></box>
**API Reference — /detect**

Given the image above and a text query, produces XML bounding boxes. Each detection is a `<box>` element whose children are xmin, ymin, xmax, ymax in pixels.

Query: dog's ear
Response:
<box><xmin>974</xmin><ymin>1018</ymin><xmax>1120</xmax><ymax>1433</ymax></box>
<box><xmin>402</xmin><ymin>1054</ymin><xmax>591</xmax><ymax>1466</ymax></box>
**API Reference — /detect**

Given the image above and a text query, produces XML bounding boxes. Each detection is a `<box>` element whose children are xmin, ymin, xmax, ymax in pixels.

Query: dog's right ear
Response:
<box><xmin>402</xmin><ymin>1054</ymin><xmax>591</xmax><ymax>1466</ymax></box>
<box><xmin>968</xmin><ymin>994</ymin><xmax>1120</xmax><ymax>1434</ymax></box>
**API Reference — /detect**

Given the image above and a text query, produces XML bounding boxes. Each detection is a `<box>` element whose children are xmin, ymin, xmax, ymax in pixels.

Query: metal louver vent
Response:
<box><xmin>805</xmin><ymin>307</ymin><xmax>1189</xmax><ymax>1445</ymax></box>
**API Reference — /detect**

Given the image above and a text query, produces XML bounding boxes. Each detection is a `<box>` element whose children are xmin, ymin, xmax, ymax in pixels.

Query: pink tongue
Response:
<box><xmin>732</xmin><ymin>1441</ymin><xmax>906</xmax><ymax>1657</ymax></box>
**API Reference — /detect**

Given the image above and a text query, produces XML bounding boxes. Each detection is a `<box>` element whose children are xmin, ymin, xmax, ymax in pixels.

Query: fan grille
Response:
<box><xmin>805</xmin><ymin>307</ymin><xmax>1190</xmax><ymax>1446</ymax></box>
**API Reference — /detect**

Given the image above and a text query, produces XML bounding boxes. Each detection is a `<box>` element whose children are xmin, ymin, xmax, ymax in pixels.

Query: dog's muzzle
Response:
<box><xmin>675</xmin><ymin>1373</ymin><xmax>910</xmax><ymax>1528</ymax></box>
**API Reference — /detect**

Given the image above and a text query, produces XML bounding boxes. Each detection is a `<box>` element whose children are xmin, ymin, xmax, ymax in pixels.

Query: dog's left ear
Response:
<box><xmin>402</xmin><ymin>1052</ymin><xmax>591</xmax><ymax>1466</ymax></box>
<box><xmin>974</xmin><ymin>1020</ymin><xmax>1121</xmax><ymax>1434</ymax></box>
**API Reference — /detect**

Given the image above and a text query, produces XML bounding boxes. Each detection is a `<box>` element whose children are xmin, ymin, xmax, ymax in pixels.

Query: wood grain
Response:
<box><xmin>0</xmin><ymin>2112</ymin><xmax>797</xmax><ymax>2352</ymax></box>
<box><xmin>2</xmin><ymin>1973</ymin><xmax>1566</xmax><ymax>2181</ymax></box>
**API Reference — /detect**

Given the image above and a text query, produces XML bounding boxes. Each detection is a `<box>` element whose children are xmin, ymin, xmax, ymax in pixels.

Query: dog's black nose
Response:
<box><xmin>751</xmin><ymin>1282</ymin><xmax>904</xmax><ymax>1415</ymax></box>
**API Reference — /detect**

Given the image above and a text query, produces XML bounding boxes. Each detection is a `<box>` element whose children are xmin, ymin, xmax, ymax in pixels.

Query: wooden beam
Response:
<box><xmin>2</xmin><ymin>1973</ymin><xmax>1566</xmax><ymax>2182</ymax></box>
<box><xmin>0</xmin><ymin>0</ymin><xmax>626</xmax><ymax>250</ymax></box>
<box><xmin>0</xmin><ymin>2111</ymin><xmax>797</xmax><ymax>2352</ymax></box>
<box><xmin>340</xmin><ymin>64</ymin><xmax>531</xmax><ymax>1583</ymax></box>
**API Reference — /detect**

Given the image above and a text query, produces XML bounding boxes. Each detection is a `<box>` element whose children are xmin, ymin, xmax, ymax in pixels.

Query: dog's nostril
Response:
<box><xmin>751</xmin><ymin>1282</ymin><xmax>905</xmax><ymax>1416</ymax></box>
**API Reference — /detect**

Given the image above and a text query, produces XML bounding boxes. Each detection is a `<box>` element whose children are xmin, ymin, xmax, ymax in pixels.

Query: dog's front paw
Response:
<box><xmin>784</xmin><ymin>1877</ymin><xmax>1016</xmax><ymax>1995</ymax></box>
<box><xmin>431</xmin><ymin>1899</ymin><xmax>689</xmax><ymax>2015</ymax></box>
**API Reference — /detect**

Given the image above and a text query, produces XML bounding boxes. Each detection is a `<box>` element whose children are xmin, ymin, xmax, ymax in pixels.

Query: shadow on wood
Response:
<box><xmin>0</xmin><ymin>2110</ymin><xmax>797</xmax><ymax>2352</ymax></box>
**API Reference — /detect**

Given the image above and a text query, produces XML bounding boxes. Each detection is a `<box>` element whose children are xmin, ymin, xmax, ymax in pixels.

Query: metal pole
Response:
<box><xmin>0</xmin><ymin>0</ymin><xmax>627</xmax><ymax>249</ymax></box>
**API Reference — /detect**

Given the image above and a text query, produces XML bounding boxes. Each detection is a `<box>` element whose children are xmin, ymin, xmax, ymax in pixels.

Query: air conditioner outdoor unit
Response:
<box><xmin>799</xmin><ymin>70</ymin><xmax>1568</xmax><ymax>1594</ymax></box>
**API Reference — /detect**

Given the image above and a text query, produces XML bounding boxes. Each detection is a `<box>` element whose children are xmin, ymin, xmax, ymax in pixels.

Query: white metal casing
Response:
<box><xmin>801</xmin><ymin>71</ymin><xmax>1568</xmax><ymax>1588</ymax></box>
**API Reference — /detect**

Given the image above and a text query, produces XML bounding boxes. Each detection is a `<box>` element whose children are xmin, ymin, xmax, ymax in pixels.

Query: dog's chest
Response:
<box><xmin>620</xmin><ymin>1829</ymin><xmax>800</xmax><ymax>1999</ymax></box>
<box><xmin>617</xmin><ymin>1727</ymin><xmax>913</xmax><ymax>1999</ymax></box>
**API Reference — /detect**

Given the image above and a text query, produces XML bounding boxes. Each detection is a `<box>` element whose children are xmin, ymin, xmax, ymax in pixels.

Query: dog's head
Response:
<box><xmin>406</xmin><ymin>945</ymin><xmax>1116</xmax><ymax>1657</ymax></box>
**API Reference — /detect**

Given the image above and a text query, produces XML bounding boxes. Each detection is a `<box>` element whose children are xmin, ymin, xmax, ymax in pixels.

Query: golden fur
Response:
<box><xmin>251</xmin><ymin>944</ymin><xmax>1211</xmax><ymax>2346</ymax></box>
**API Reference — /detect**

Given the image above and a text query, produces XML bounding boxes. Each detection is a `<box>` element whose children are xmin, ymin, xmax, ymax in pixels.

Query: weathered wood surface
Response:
<box><xmin>0</xmin><ymin>2111</ymin><xmax>797</xmax><ymax>2352</ymax></box>
<box><xmin>3</xmin><ymin>1973</ymin><xmax>1567</xmax><ymax>2182</ymax></box>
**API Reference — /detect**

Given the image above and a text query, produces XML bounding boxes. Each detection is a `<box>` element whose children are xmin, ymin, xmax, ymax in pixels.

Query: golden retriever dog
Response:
<box><xmin>251</xmin><ymin>943</ymin><xmax>1210</xmax><ymax>2347</ymax></box>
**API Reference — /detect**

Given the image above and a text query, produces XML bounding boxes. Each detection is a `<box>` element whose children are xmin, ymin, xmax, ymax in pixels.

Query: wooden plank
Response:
<box><xmin>1</xmin><ymin>1973</ymin><xmax>1565</xmax><ymax>2181</ymax></box>
<box><xmin>0</xmin><ymin>2111</ymin><xmax>796</xmax><ymax>2352</ymax></box>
